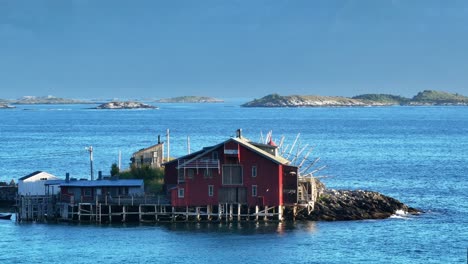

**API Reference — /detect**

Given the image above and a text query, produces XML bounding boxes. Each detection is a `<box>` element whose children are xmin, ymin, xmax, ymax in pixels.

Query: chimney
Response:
<box><xmin>236</xmin><ymin>129</ymin><xmax>242</xmax><ymax>138</ymax></box>
<box><xmin>158</xmin><ymin>135</ymin><xmax>161</xmax><ymax>144</ymax></box>
<box><xmin>98</xmin><ymin>171</ymin><xmax>102</xmax><ymax>180</ymax></box>
<box><xmin>65</xmin><ymin>173</ymin><xmax>70</xmax><ymax>183</ymax></box>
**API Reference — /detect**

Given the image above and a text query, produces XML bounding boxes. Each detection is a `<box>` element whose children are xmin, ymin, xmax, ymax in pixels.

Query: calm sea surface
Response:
<box><xmin>0</xmin><ymin>102</ymin><xmax>467</xmax><ymax>263</ymax></box>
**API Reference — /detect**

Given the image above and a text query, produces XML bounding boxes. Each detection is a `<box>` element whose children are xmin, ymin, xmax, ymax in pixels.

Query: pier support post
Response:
<box><xmin>218</xmin><ymin>204</ymin><xmax>222</xmax><ymax>221</ymax></box>
<box><xmin>255</xmin><ymin>205</ymin><xmax>259</xmax><ymax>221</ymax></box>
<box><xmin>237</xmin><ymin>204</ymin><xmax>241</xmax><ymax>221</ymax></box>
<box><xmin>278</xmin><ymin>206</ymin><xmax>283</xmax><ymax>221</ymax></box>
<box><xmin>78</xmin><ymin>204</ymin><xmax>81</xmax><ymax>222</ymax></box>
<box><xmin>172</xmin><ymin>207</ymin><xmax>175</xmax><ymax>222</ymax></box>
<box><xmin>139</xmin><ymin>205</ymin><xmax>142</xmax><ymax>222</ymax></box>
<box><xmin>109</xmin><ymin>205</ymin><xmax>112</xmax><ymax>223</ymax></box>
<box><xmin>293</xmin><ymin>205</ymin><xmax>297</xmax><ymax>221</ymax></box>
<box><xmin>207</xmin><ymin>205</ymin><xmax>212</xmax><ymax>221</ymax></box>
<box><xmin>155</xmin><ymin>205</ymin><xmax>158</xmax><ymax>222</ymax></box>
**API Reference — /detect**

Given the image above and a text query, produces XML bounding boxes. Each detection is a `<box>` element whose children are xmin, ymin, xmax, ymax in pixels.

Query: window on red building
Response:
<box><xmin>252</xmin><ymin>185</ymin><xmax>257</xmax><ymax>197</ymax></box>
<box><xmin>208</xmin><ymin>185</ymin><xmax>214</xmax><ymax>197</ymax></box>
<box><xmin>222</xmin><ymin>165</ymin><xmax>243</xmax><ymax>185</ymax></box>
<box><xmin>204</xmin><ymin>168</ymin><xmax>213</xmax><ymax>179</ymax></box>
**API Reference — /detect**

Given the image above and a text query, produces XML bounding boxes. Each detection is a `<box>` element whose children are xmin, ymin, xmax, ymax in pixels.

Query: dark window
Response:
<box><xmin>84</xmin><ymin>188</ymin><xmax>92</xmax><ymax>197</ymax></box>
<box><xmin>252</xmin><ymin>166</ymin><xmax>257</xmax><ymax>177</ymax></box>
<box><xmin>208</xmin><ymin>185</ymin><xmax>214</xmax><ymax>197</ymax></box>
<box><xmin>212</xmin><ymin>151</ymin><xmax>218</xmax><ymax>160</ymax></box>
<box><xmin>204</xmin><ymin>168</ymin><xmax>213</xmax><ymax>179</ymax></box>
<box><xmin>178</xmin><ymin>188</ymin><xmax>185</xmax><ymax>198</ymax></box>
<box><xmin>252</xmin><ymin>185</ymin><xmax>257</xmax><ymax>197</ymax></box>
<box><xmin>222</xmin><ymin>165</ymin><xmax>243</xmax><ymax>185</ymax></box>
<box><xmin>178</xmin><ymin>169</ymin><xmax>185</xmax><ymax>183</ymax></box>
<box><xmin>187</xmin><ymin>169</ymin><xmax>195</xmax><ymax>179</ymax></box>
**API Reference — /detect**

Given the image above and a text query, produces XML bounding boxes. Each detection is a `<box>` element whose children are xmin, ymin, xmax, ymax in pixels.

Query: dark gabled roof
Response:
<box><xmin>132</xmin><ymin>143</ymin><xmax>163</xmax><ymax>156</ymax></box>
<box><xmin>163</xmin><ymin>144</ymin><xmax>220</xmax><ymax>165</ymax></box>
<box><xmin>168</xmin><ymin>137</ymin><xmax>292</xmax><ymax>168</ymax></box>
<box><xmin>59</xmin><ymin>179</ymin><xmax>144</xmax><ymax>188</ymax></box>
<box><xmin>19</xmin><ymin>171</ymin><xmax>43</xmax><ymax>181</ymax></box>
<box><xmin>231</xmin><ymin>137</ymin><xmax>290</xmax><ymax>165</ymax></box>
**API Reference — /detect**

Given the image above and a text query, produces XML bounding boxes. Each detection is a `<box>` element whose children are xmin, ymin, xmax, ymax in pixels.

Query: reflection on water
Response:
<box><xmin>140</xmin><ymin>221</ymin><xmax>318</xmax><ymax>235</ymax></box>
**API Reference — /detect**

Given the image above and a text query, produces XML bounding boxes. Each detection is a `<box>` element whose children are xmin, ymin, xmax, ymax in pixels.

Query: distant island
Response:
<box><xmin>242</xmin><ymin>90</ymin><xmax>468</xmax><ymax>107</ymax></box>
<box><xmin>93</xmin><ymin>101</ymin><xmax>158</xmax><ymax>109</ymax></box>
<box><xmin>0</xmin><ymin>104</ymin><xmax>15</xmax><ymax>109</ymax></box>
<box><xmin>156</xmin><ymin>96</ymin><xmax>223</xmax><ymax>103</ymax></box>
<box><xmin>0</xmin><ymin>96</ymin><xmax>92</xmax><ymax>105</ymax></box>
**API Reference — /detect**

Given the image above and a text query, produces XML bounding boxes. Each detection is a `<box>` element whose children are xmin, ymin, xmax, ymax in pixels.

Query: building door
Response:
<box><xmin>219</xmin><ymin>187</ymin><xmax>247</xmax><ymax>204</ymax></box>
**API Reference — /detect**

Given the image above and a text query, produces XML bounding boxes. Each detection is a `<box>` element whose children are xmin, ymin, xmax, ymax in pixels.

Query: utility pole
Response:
<box><xmin>118</xmin><ymin>150</ymin><xmax>122</xmax><ymax>170</ymax></box>
<box><xmin>166</xmin><ymin>129</ymin><xmax>170</xmax><ymax>161</ymax></box>
<box><xmin>87</xmin><ymin>146</ymin><xmax>94</xmax><ymax>180</ymax></box>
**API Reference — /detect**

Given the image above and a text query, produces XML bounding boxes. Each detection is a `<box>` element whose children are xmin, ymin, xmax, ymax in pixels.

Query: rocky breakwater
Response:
<box><xmin>93</xmin><ymin>101</ymin><xmax>158</xmax><ymax>109</ymax></box>
<box><xmin>297</xmin><ymin>189</ymin><xmax>420</xmax><ymax>221</ymax></box>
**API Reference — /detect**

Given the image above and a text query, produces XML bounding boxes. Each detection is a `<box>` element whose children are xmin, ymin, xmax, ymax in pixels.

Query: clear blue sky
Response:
<box><xmin>1</xmin><ymin>0</ymin><xmax>468</xmax><ymax>99</ymax></box>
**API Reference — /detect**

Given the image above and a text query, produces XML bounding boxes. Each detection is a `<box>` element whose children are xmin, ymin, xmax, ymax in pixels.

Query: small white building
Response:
<box><xmin>18</xmin><ymin>171</ymin><xmax>60</xmax><ymax>196</ymax></box>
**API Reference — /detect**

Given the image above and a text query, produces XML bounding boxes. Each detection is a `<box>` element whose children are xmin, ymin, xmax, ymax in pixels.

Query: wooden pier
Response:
<box><xmin>17</xmin><ymin>195</ymin><xmax>295</xmax><ymax>223</ymax></box>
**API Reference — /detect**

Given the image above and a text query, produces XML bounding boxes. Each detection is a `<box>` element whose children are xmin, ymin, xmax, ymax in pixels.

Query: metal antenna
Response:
<box><xmin>287</xmin><ymin>133</ymin><xmax>300</xmax><ymax>159</ymax></box>
<box><xmin>118</xmin><ymin>150</ymin><xmax>121</xmax><ymax>170</ymax></box>
<box><xmin>166</xmin><ymin>129</ymin><xmax>170</xmax><ymax>161</ymax></box>
<box><xmin>187</xmin><ymin>136</ymin><xmax>191</xmax><ymax>154</ymax></box>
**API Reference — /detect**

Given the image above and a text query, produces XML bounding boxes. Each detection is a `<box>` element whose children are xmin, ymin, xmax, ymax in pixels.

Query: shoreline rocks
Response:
<box><xmin>292</xmin><ymin>189</ymin><xmax>420</xmax><ymax>221</ymax></box>
<box><xmin>93</xmin><ymin>101</ymin><xmax>158</xmax><ymax>109</ymax></box>
<box><xmin>0</xmin><ymin>104</ymin><xmax>15</xmax><ymax>109</ymax></box>
<box><xmin>242</xmin><ymin>90</ymin><xmax>468</xmax><ymax>107</ymax></box>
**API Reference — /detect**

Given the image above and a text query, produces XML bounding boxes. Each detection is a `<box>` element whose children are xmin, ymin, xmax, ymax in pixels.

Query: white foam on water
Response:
<box><xmin>390</xmin><ymin>209</ymin><xmax>410</xmax><ymax>219</ymax></box>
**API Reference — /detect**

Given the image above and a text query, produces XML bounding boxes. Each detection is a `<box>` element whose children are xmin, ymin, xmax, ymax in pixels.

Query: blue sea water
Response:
<box><xmin>0</xmin><ymin>102</ymin><xmax>467</xmax><ymax>263</ymax></box>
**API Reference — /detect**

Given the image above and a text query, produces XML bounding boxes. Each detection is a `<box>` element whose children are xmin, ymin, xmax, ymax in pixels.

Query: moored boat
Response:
<box><xmin>0</xmin><ymin>213</ymin><xmax>12</xmax><ymax>220</ymax></box>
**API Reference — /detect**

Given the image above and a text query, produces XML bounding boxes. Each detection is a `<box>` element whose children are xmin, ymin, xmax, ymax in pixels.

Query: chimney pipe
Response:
<box><xmin>98</xmin><ymin>171</ymin><xmax>102</xmax><ymax>180</ymax></box>
<box><xmin>236</xmin><ymin>129</ymin><xmax>242</xmax><ymax>138</ymax></box>
<box><xmin>65</xmin><ymin>173</ymin><xmax>70</xmax><ymax>183</ymax></box>
<box><xmin>158</xmin><ymin>135</ymin><xmax>161</xmax><ymax>144</ymax></box>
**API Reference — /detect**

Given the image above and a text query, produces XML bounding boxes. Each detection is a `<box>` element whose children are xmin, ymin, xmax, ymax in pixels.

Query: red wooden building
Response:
<box><xmin>164</xmin><ymin>130</ymin><xmax>298</xmax><ymax>210</ymax></box>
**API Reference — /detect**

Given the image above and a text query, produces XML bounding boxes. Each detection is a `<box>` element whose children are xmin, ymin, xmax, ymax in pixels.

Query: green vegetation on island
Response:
<box><xmin>352</xmin><ymin>94</ymin><xmax>410</xmax><ymax>105</ymax></box>
<box><xmin>156</xmin><ymin>96</ymin><xmax>223</xmax><ymax>103</ymax></box>
<box><xmin>242</xmin><ymin>90</ymin><xmax>468</xmax><ymax>107</ymax></box>
<box><xmin>410</xmin><ymin>90</ymin><xmax>468</xmax><ymax>105</ymax></box>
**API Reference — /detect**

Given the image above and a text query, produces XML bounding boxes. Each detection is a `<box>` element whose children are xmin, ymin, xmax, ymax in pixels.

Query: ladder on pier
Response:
<box><xmin>96</xmin><ymin>204</ymin><xmax>101</xmax><ymax>223</ymax></box>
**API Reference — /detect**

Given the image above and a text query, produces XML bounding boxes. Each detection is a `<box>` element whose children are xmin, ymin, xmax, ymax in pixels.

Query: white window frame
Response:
<box><xmin>208</xmin><ymin>185</ymin><xmax>214</xmax><ymax>197</ymax></box>
<box><xmin>252</xmin><ymin>185</ymin><xmax>257</xmax><ymax>197</ymax></box>
<box><xmin>178</xmin><ymin>188</ymin><xmax>185</xmax><ymax>198</ymax></box>
<box><xmin>252</xmin><ymin>165</ymin><xmax>257</xmax><ymax>177</ymax></box>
